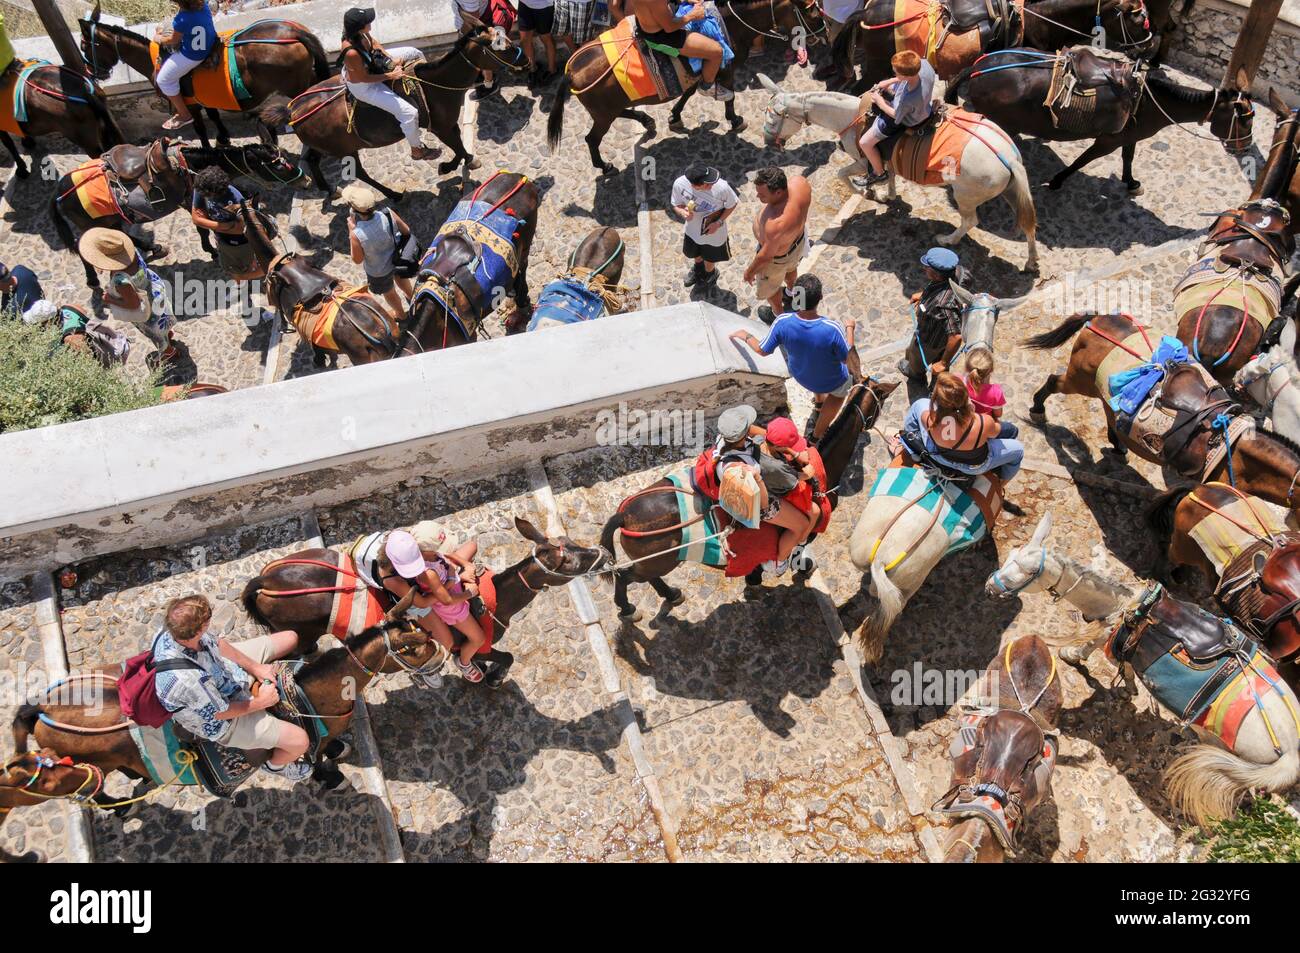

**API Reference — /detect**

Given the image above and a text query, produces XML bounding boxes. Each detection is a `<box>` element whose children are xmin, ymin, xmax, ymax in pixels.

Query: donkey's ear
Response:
<box><xmin>1235</xmin><ymin>67</ymin><xmax>1250</xmax><ymax>93</ymax></box>
<box><xmin>994</xmin><ymin>292</ymin><xmax>1031</xmax><ymax>312</ymax></box>
<box><xmin>757</xmin><ymin>73</ymin><xmax>779</xmax><ymax>92</ymax></box>
<box><xmin>461</xmin><ymin>10</ymin><xmax>485</xmax><ymax>30</ymax></box>
<box><xmin>948</xmin><ymin>280</ymin><xmax>974</xmax><ymax>306</ymax></box>
<box><xmin>515</xmin><ymin>516</ymin><xmax>549</xmax><ymax>544</ymax></box>
<box><xmin>1268</xmin><ymin>87</ymin><xmax>1290</xmax><ymax>118</ymax></box>
<box><xmin>1029</xmin><ymin>511</ymin><xmax>1054</xmax><ymax>548</ymax></box>
<box><xmin>91</xmin><ymin>0</ymin><xmax>101</xmax><ymax>21</ymax></box>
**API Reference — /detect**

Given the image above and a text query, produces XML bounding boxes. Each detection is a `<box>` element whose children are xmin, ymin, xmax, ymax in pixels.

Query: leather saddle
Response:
<box><xmin>933</xmin><ymin>709</ymin><xmax>1056</xmax><ymax>854</ymax></box>
<box><xmin>1062</xmin><ymin>46</ymin><xmax>1137</xmax><ymax>91</ymax></box>
<box><xmin>1112</xmin><ymin>582</ymin><xmax>1247</xmax><ymax>664</ymax></box>
<box><xmin>939</xmin><ymin>0</ymin><xmax>1020</xmax><ymax>48</ymax></box>
<box><xmin>1218</xmin><ymin>536</ymin><xmax>1300</xmax><ymax>661</ymax></box>
<box><xmin>344</xmin><ymin>80</ymin><xmax>430</xmax><ymax>147</ymax></box>
<box><xmin>1119</xmin><ymin>362</ymin><xmax>1239</xmax><ymax>477</ymax></box>
<box><xmin>266</xmin><ymin>252</ymin><xmax>338</xmax><ymax>317</ymax></box>
<box><xmin>898</xmin><ymin>426</ymin><xmax>978</xmax><ymax>488</ymax></box>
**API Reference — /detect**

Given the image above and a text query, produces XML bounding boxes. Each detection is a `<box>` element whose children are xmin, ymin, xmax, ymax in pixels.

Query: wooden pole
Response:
<box><xmin>29</xmin><ymin>0</ymin><xmax>85</xmax><ymax>71</ymax></box>
<box><xmin>1223</xmin><ymin>0</ymin><xmax>1284</xmax><ymax>88</ymax></box>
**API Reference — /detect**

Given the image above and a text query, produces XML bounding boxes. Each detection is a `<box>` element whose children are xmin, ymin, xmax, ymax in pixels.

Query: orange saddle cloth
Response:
<box><xmin>150</xmin><ymin>33</ymin><xmax>240</xmax><ymax>111</ymax></box>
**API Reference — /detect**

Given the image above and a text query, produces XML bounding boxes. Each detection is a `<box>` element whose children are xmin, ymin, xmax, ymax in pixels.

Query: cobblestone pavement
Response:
<box><xmin>1</xmin><ymin>44</ymin><xmax>1291</xmax><ymax>862</ymax></box>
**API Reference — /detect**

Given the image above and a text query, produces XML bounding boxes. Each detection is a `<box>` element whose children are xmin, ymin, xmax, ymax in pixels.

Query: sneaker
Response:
<box><xmin>757</xmin><ymin>305</ymin><xmax>778</xmax><ymax>325</ymax></box>
<box><xmin>262</xmin><ymin>758</ymin><xmax>313</xmax><ymax>782</ymax></box>
<box><xmin>763</xmin><ymin>558</ymin><xmax>790</xmax><ymax>577</ymax></box>
<box><xmin>457</xmin><ymin>658</ymin><xmax>485</xmax><ymax>683</ymax></box>
<box><xmin>712</xmin><ymin>84</ymin><xmax>735</xmax><ymax>102</ymax></box>
<box><xmin>851</xmin><ymin>171</ymin><xmax>890</xmax><ymax>190</ymax></box>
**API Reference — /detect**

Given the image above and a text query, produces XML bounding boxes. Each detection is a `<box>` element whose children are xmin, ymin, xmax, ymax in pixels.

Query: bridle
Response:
<box><xmin>83</xmin><ymin>20</ymin><xmax>124</xmax><ymax>81</ymax></box>
<box><xmin>725</xmin><ymin>0</ymin><xmax>826</xmax><ymax>43</ymax></box>
<box><xmin>215</xmin><ymin>145</ymin><xmax>307</xmax><ymax>187</ymax></box>
<box><xmin>517</xmin><ymin>543</ymin><xmax>612</xmax><ymax>590</ymax></box>
<box><xmin>990</xmin><ymin>547</ymin><xmax>1084</xmax><ymax>601</ymax></box>
<box><xmin>1213</xmin><ymin>88</ymin><xmax>1256</xmax><ymax>155</ymax></box>
<box><xmin>343</xmin><ymin>622</ymin><xmax>448</xmax><ymax>679</ymax></box>
<box><xmin>2</xmin><ymin>753</ymin><xmax>105</xmax><ymax>804</ymax></box>
<box><xmin>762</xmin><ymin>91</ymin><xmax>808</xmax><ymax>149</ymax></box>
<box><xmin>1242</xmin><ymin>353</ymin><xmax>1293</xmax><ymax>416</ymax></box>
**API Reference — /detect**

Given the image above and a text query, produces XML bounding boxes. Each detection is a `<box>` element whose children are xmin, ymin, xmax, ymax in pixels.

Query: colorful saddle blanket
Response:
<box><xmin>1173</xmin><ymin>255</ymin><xmax>1283</xmax><ymax>337</ymax></box>
<box><xmin>593</xmin><ymin>14</ymin><xmax>709</xmax><ymax>103</ymax></box>
<box><xmin>0</xmin><ymin>59</ymin><xmax>95</xmax><ymax>136</ymax></box>
<box><xmin>1187</xmin><ymin>485</ymin><xmax>1295</xmax><ymax>577</ymax></box>
<box><xmin>150</xmin><ymin>29</ymin><xmax>252</xmax><ymax>112</ymax></box>
<box><xmin>64</xmin><ymin>159</ymin><xmax>128</xmax><ymax>221</ymax></box>
<box><xmin>327</xmin><ymin>552</ymin><xmax>388</xmax><ymax>642</ymax></box>
<box><xmin>1106</xmin><ymin>584</ymin><xmax>1295</xmax><ymax>744</ymax></box>
<box><xmin>665</xmin><ymin>467</ymin><xmax>729</xmax><ymax>568</ymax></box>
<box><xmin>872</xmin><ymin>0</ymin><xmax>1023</xmax><ymax>79</ymax></box>
<box><xmin>290</xmin><ymin>283</ymin><xmax>381</xmax><ymax>352</ymax></box>
<box><xmin>867</xmin><ymin>463</ymin><xmax>1001</xmax><ymax>559</ymax></box>
<box><xmin>127</xmin><ymin>661</ymin><xmax>327</xmax><ymax>798</ymax></box>
<box><xmin>418</xmin><ymin>192</ymin><xmax>524</xmax><ymax>333</ymax></box>
<box><xmin>528</xmin><ymin>276</ymin><xmax>608</xmax><ymax>331</ymax></box>
<box><xmin>885</xmin><ymin>108</ymin><xmax>1013</xmax><ymax>186</ymax></box>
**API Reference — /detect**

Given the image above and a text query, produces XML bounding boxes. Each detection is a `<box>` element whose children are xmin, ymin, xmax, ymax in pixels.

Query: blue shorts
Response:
<box><xmin>872</xmin><ymin>114</ymin><xmax>902</xmax><ymax>138</ymax></box>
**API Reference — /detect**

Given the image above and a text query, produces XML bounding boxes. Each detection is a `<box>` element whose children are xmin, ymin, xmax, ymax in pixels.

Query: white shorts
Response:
<box><xmin>156</xmin><ymin>52</ymin><xmax>206</xmax><ymax>97</ymax></box>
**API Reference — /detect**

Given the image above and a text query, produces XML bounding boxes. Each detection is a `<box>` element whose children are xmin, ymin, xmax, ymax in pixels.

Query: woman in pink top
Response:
<box><xmin>964</xmin><ymin>350</ymin><xmax>1005</xmax><ymax>419</ymax></box>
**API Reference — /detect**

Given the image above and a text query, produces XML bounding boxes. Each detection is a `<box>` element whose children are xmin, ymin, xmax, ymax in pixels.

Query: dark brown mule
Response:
<box><xmin>0</xmin><ymin>748</ymin><xmax>99</xmax><ymax>862</ymax></box>
<box><xmin>79</xmin><ymin>3</ymin><xmax>330</xmax><ymax>148</ymax></box>
<box><xmin>240</xmin><ymin>518</ymin><xmax>609</xmax><ymax>688</ymax></box>
<box><xmin>4</xmin><ymin>619</ymin><xmax>441</xmax><ymax>836</ymax></box>
<box><xmin>51</xmin><ymin>139</ymin><xmax>308</xmax><ymax>288</ymax></box>
<box><xmin>599</xmin><ymin>378</ymin><xmax>898</xmax><ymax>621</ymax></box>
<box><xmin>1026</xmin><ymin>312</ymin><xmax>1300</xmax><ymax>505</ymax></box>
<box><xmin>0</xmin><ymin>62</ymin><xmax>123</xmax><ymax>178</ymax></box>
<box><xmin>397</xmin><ymin>170</ymin><xmax>540</xmax><ymax>352</ymax></box>
<box><xmin>1173</xmin><ymin>198</ymin><xmax>1295</xmax><ymax>384</ymax></box>
<box><xmin>260</xmin><ymin>20</ymin><xmax>528</xmax><ymax>198</ymax></box>
<box><xmin>548</xmin><ymin>0</ymin><xmax>827</xmax><ymax>174</ymax></box>
<box><xmin>937</xmin><ymin>635</ymin><xmax>1063</xmax><ymax>863</ymax></box>
<box><xmin>946</xmin><ymin>59</ymin><xmax>1253</xmax><ymax>194</ymax></box>
<box><xmin>830</xmin><ymin>0</ymin><xmax>1158</xmax><ymax>93</ymax></box>
<box><xmin>1148</xmin><ymin>481</ymin><xmax>1300</xmax><ymax>691</ymax></box>
<box><xmin>237</xmin><ymin>198</ymin><xmax>397</xmax><ymax>368</ymax></box>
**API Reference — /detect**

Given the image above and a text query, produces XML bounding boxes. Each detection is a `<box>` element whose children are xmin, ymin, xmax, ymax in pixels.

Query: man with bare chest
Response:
<box><xmin>631</xmin><ymin>0</ymin><xmax>732</xmax><ymax>100</ymax></box>
<box><xmin>744</xmin><ymin>166</ymin><xmax>811</xmax><ymax>324</ymax></box>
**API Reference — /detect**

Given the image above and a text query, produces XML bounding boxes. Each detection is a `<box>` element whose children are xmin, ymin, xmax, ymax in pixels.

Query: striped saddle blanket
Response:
<box><xmin>867</xmin><ymin>464</ymin><xmax>1001</xmax><ymax>558</ymax></box>
<box><xmin>149</xmin><ymin>28</ymin><xmax>253</xmax><ymax>112</ymax></box>
<box><xmin>128</xmin><ymin>662</ymin><xmax>327</xmax><ymax>798</ymax></box>
<box><xmin>1187</xmin><ymin>485</ymin><xmax>1296</xmax><ymax>577</ymax></box>
<box><xmin>64</xmin><ymin>159</ymin><xmax>128</xmax><ymax>221</ymax></box>
<box><xmin>290</xmin><ymin>283</ymin><xmax>379</xmax><ymax>352</ymax></box>
<box><xmin>0</xmin><ymin>60</ymin><xmax>56</xmax><ymax>135</ymax></box>
<box><xmin>664</xmin><ymin>468</ymin><xmax>729</xmax><ymax>568</ymax></box>
<box><xmin>1173</xmin><ymin>254</ymin><xmax>1283</xmax><ymax>329</ymax></box>
<box><xmin>594</xmin><ymin>16</ymin><xmax>690</xmax><ymax>103</ymax></box>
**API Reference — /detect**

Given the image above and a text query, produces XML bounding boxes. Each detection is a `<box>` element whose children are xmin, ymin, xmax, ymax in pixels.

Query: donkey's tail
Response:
<box><xmin>297</xmin><ymin>29</ymin><xmax>331</xmax><ymax>81</ymax></box>
<box><xmin>1023</xmin><ymin>314</ymin><xmax>1092</xmax><ymax>350</ymax></box>
<box><xmin>548</xmin><ymin>79</ymin><xmax>569</xmax><ymax>152</ymax></box>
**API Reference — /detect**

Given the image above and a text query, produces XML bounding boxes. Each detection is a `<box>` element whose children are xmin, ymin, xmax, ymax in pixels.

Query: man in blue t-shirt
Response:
<box><xmin>730</xmin><ymin>273</ymin><xmax>861</xmax><ymax>437</ymax></box>
<box><xmin>0</xmin><ymin>261</ymin><xmax>45</xmax><ymax>319</ymax></box>
<box><xmin>153</xmin><ymin>0</ymin><xmax>218</xmax><ymax>131</ymax></box>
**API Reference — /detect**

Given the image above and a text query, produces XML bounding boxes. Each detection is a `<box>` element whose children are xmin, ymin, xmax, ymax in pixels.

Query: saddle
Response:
<box><xmin>1046</xmin><ymin>46</ymin><xmax>1142</xmax><ymax>136</ymax></box>
<box><xmin>1107</xmin><ymin>583</ymin><xmax>1258</xmax><ymax>722</ymax></box>
<box><xmin>1116</xmin><ymin>361</ymin><xmax>1241</xmax><ymax>478</ymax></box>
<box><xmin>938</xmin><ymin>0</ymin><xmax>1020</xmax><ymax>49</ymax></box>
<box><xmin>898</xmin><ymin>427</ymin><xmax>977</xmax><ymax>488</ymax></box>
<box><xmin>267</xmin><ymin>252</ymin><xmax>338</xmax><ymax>315</ymax></box>
<box><xmin>1218</xmin><ymin>535</ymin><xmax>1300</xmax><ymax>661</ymax></box>
<box><xmin>344</xmin><ymin>78</ymin><xmax>429</xmax><ymax>146</ymax></box>
<box><xmin>933</xmin><ymin>709</ymin><xmax>1056</xmax><ymax>854</ymax></box>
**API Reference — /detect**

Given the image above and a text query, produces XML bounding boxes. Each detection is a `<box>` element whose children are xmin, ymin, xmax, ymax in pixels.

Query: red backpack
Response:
<box><xmin>117</xmin><ymin>638</ymin><xmax>201</xmax><ymax>728</ymax></box>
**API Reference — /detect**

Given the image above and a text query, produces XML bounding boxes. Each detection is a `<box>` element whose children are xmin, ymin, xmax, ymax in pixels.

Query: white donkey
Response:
<box><xmin>757</xmin><ymin>74</ymin><xmax>1039</xmax><ymax>272</ymax></box>
<box><xmin>1235</xmin><ymin>344</ymin><xmax>1300</xmax><ymax>446</ymax></box>
<box><xmin>987</xmin><ymin>511</ymin><xmax>1300</xmax><ymax>826</ymax></box>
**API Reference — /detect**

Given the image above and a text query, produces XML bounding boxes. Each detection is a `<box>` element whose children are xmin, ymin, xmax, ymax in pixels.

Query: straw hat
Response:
<box><xmin>410</xmin><ymin>520</ymin><xmax>461</xmax><ymax>555</ymax></box>
<box><xmin>78</xmin><ymin>228</ymin><xmax>138</xmax><ymax>272</ymax></box>
<box><xmin>340</xmin><ymin>182</ymin><xmax>379</xmax><ymax>213</ymax></box>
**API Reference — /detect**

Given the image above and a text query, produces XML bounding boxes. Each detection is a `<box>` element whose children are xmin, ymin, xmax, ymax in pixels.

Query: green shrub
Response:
<box><xmin>1199</xmin><ymin>797</ymin><xmax>1300</xmax><ymax>863</ymax></box>
<box><xmin>0</xmin><ymin>317</ymin><xmax>163</xmax><ymax>433</ymax></box>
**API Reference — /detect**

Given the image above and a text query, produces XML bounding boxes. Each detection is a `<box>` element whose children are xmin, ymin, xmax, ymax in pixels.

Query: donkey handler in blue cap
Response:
<box><xmin>899</xmin><ymin>247</ymin><xmax>967</xmax><ymax>383</ymax></box>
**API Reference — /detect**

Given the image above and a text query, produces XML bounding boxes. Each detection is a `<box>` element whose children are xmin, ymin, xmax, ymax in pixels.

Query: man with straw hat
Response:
<box><xmin>79</xmin><ymin>228</ymin><xmax>177</xmax><ymax>367</ymax></box>
<box><xmin>343</xmin><ymin>181</ymin><xmax>415</xmax><ymax>323</ymax></box>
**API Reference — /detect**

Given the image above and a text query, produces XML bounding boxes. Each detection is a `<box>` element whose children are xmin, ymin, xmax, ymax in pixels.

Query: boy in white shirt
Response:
<box><xmin>669</xmin><ymin>163</ymin><xmax>738</xmax><ymax>289</ymax></box>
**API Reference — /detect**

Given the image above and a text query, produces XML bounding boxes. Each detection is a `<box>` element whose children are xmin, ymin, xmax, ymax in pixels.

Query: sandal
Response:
<box><xmin>161</xmin><ymin>114</ymin><xmax>193</xmax><ymax>131</ymax></box>
<box><xmin>457</xmin><ymin>658</ymin><xmax>484</xmax><ymax>683</ymax></box>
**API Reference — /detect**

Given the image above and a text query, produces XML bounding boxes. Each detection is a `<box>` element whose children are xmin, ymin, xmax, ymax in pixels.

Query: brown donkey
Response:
<box><xmin>0</xmin><ymin>61</ymin><xmax>123</xmax><ymax>177</ymax></box>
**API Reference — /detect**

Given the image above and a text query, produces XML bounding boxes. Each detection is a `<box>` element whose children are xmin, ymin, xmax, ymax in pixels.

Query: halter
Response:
<box><xmin>2</xmin><ymin>753</ymin><xmax>105</xmax><ymax>804</ymax></box>
<box><xmin>517</xmin><ymin>543</ymin><xmax>611</xmax><ymax>588</ymax></box>
<box><xmin>1244</xmin><ymin>353</ymin><xmax>1294</xmax><ymax>416</ymax></box>
<box><xmin>214</xmin><ymin>144</ymin><xmax>306</xmax><ymax>187</ymax></box>
<box><xmin>343</xmin><ymin>623</ymin><xmax>448</xmax><ymax>679</ymax></box>
<box><xmin>990</xmin><ymin>547</ymin><xmax>1084</xmax><ymax>602</ymax></box>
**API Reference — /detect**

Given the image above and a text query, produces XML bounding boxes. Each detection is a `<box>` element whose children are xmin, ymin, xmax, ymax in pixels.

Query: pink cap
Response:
<box><xmin>385</xmin><ymin>530</ymin><xmax>426</xmax><ymax>579</ymax></box>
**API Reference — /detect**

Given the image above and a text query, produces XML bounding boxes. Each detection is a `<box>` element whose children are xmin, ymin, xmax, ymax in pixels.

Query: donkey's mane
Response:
<box><xmin>817</xmin><ymin>381</ymin><xmax>875</xmax><ymax>451</ymax></box>
<box><xmin>1146</xmin><ymin>71</ymin><xmax>1216</xmax><ymax>105</ymax></box>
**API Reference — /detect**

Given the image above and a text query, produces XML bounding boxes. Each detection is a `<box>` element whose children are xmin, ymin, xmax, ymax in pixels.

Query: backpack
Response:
<box><xmin>117</xmin><ymin>636</ymin><xmax>202</xmax><ymax>728</ymax></box>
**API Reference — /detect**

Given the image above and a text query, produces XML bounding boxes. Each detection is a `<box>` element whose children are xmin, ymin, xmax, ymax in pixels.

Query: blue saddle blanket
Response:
<box><xmin>419</xmin><ymin>197</ymin><xmax>522</xmax><ymax>319</ymax></box>
<box><xmin>528</xmin><ymin>277</ymin><xmax>607</xmax><ymax>331</ymax></box>
<box><xmin>1108</xmin><ymin>335</ymin><xmax>1188</xmax><ymax>415</ymax></box>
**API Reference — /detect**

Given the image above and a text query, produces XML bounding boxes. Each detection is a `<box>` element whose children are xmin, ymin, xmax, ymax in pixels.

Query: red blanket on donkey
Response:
<box><xmin>327</xmin><ymin>554</ymin><xmax>499</xmax><ymax>656</ymax></box>
<box><xmin>724</xmin><ymin>448</ymin><xmax>831</xmax><ymax>578</ymax></box>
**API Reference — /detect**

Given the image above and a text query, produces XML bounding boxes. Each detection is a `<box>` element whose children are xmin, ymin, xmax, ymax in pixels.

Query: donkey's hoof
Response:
<box><xmin>1026</xmin><ymin>410</ymin><xmax>1047</xmax><ymax>425</ymax></box>
<box><xmin>668</xmin><ymin>118</ymin><xmax>686</xmax><ymax>132</ymax></box>
<box><xmin>145</xmin><ymin>244</ymin><xmax>168</xmax><ymax>262</ymax></box>
<box><xmin>13</xmin><ymin>165</ymin><xmax>29</xmax><ymax>180</ymax></box>
<box><xmin>665</xmin><ymin>588</ymin><xmax>686</xmax><ymax>608</ymax></box>
<box><xmin>599</xmin><ymin>162</ymin><xmax>617</xmax><ymax>176</ymax></box>
<box><xmin>730</xmin><ymin>117</ymin><xmax>747</xmax><ymax>133</ymax></box>
<box><xmin>1126</xmin><ymin>180</ymin><xmax>1143</xmax><ymax>196</ymax></box>
<box><xmin>618</xmin><ymin>606</ymin><xmax>643</xmax><ymax>623</ymax></box>
<box><xmin>1059</xmin><ymin>645</ymin><xmax>1090</xmax><ymax>664</ymax></box>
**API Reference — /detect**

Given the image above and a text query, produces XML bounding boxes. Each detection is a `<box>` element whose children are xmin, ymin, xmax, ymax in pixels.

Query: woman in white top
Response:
<box><xmin>340</xmin><ymin>7</ymin><xmax>439</xmax><ymax>160</ymax></box>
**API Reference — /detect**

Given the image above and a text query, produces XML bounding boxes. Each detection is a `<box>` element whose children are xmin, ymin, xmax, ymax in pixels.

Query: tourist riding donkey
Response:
<box><xmin>549</xmin><ymin>0</ymin><xmax>826</xmax><ymax>173</ymax></box>
<box><xmin>3</xmin><ymin>605</ymin><xmax>444</xmax><ymax>855</ymax></box>
<box><xmin>51</xmin><ymin>138</ymin><xmax>308</xmax><ymax>288</ymax></box>
<box><xmin>79</xmin><ymin>1</ymin><xmax>330</xmax><ymax>148</ymax></box>
<box><xmin>262</xmin><ymin>16</ymin><xmax>527</xmax><ymax>195</ymax></box>
<box><xmin>398</xmin><ymin>170</ymin><xmax>541</xmax><ymax>349</ymax></box>
<box><xmin>936</xmin><ymin>634</ymin><xmax>1062</xmax><ymax>863</ymax></box>
<box><xmin>829</xmin><ymin>0</ymin><xmax>1158</xmax><ymax>92</ymax></box>
<box><xmin>600</xmin><ymin>379</ymin><xmax>898</xmax><ymax>622</ymax></box>
<box><xmin>758</xmin><ymin>72</ymin><xmax>1039</xmax><ymax>271</ymax></box>
<box><xmin>0</xmin><ymin>40</ymin><xmax>122</xmax><ymax>178</ymax></box>
<box><xmin>1148</xmin><ymin>481</ymin><xmax>1300</xmax><ymax>693</ymax></box>
<box><xmin>850</xmin><ymin>368</ymin><xmax>1024</xmax><ymax>662</ymax></box>
<box><xmin>945</xmin><ymin>51</ymin><xmax>1254</xmax><ymax>194</ymax></box>
<box><xmin>527</xmin><ymin>226</ymin><xmax>630</xmax><ymax>331</ymax></box>
<box><xmin>241</xmin><ymin>518</ymin><xmax>609</xmax><ymax>688</ymax></box>
<box><xmin>237</xmin><ymin>198</ymin><xmax>397</xmax><ymax>368</ymax></box>
<box><xmin>988</xmin><ymin>511</ymin><xmax>1300</xmax><ymax>826</ymax></box>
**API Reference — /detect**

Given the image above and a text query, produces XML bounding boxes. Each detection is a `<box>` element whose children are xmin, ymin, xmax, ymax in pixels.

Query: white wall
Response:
<box><xmin>0</xmin><ymin>304</ymin><xmax>790</xmax><ymax>578</ymax></box>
